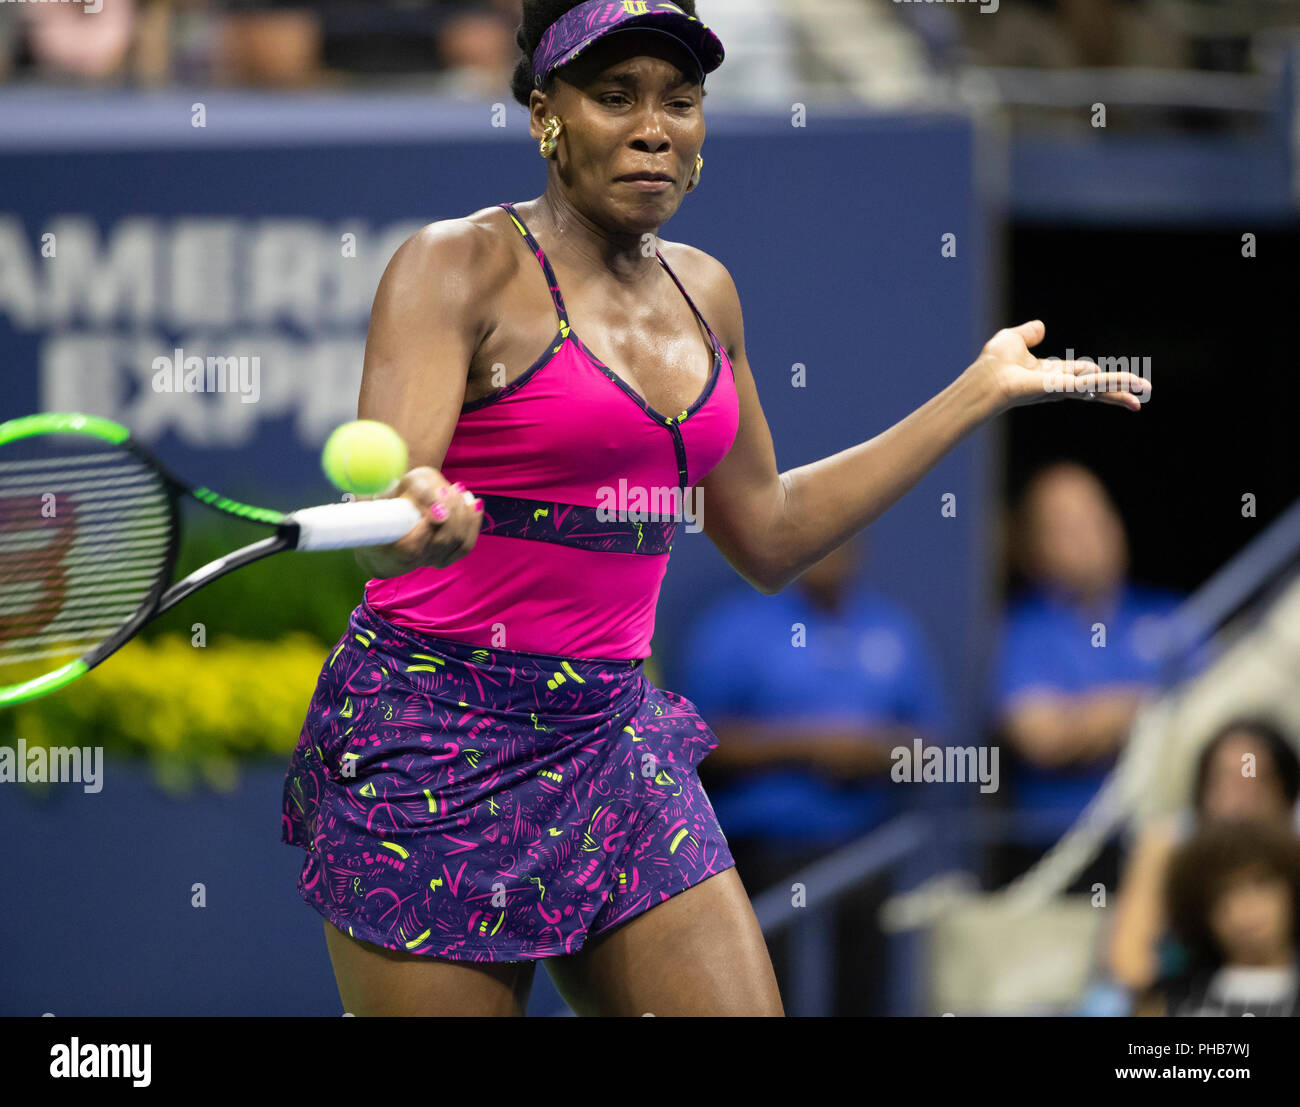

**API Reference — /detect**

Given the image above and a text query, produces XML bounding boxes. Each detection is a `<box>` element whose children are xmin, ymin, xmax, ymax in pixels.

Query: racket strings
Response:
<box><xmin>0</xmin><ymin>440</ymin><xmax>172</xmax><ymax>684</ymax></box>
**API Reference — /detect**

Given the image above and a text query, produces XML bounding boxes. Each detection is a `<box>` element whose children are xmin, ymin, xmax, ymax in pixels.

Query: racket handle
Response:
<box><xmin>288</xmin><ymin>497</ymin><xmax>424</xmax><ymax>551</ymax></box>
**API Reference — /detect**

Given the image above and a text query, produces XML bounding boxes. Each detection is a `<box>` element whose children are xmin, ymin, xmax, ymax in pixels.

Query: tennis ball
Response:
<box><xmin>321</xmin><ymin>420</ymin><xmax>409</xmax><ymax>495</ymax></box>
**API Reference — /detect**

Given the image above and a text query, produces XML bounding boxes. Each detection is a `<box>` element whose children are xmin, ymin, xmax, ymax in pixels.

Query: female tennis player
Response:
<box><xmin>281</xmin><ymin>0</ymin><xmax>1150</xmax><ymax>1017</ymax></box>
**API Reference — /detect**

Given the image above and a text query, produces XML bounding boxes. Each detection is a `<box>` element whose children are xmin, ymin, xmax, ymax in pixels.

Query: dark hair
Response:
<box><xmin>1164</xmin><ymin>818</ymin><xmax>1300</xmax><ymax>975</ymax></box>
<box><xmin>510</xmin><ymin>0</ymin><xmax>701</xmax><ymax>107</ymax></box>
<box><xmin>1192</xmin><ymin>716</ymin><xmax>1300</xmax><ymax>816</ymax></box>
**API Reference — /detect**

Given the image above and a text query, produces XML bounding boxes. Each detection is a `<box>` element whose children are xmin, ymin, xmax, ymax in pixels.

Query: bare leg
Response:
<box><xmin>321</xmin><ymin>919</ymin><xmax>536</xmax><ymax>1016</ymax></box>
<box><xmin>545</xmin><ymin>868</ymin><xmax>784</xmax><ymax>1016</ymax></box>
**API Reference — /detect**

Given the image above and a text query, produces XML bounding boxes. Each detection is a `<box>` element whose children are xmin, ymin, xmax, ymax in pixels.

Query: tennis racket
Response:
<box><xmin>0</xmin><ymin>412</ymin><xmax>430</xmax><ymax>707</ymax></box>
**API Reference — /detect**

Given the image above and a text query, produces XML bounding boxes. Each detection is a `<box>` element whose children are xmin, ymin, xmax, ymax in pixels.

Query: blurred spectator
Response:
<box><xmin>993</xmin><ymin>461</ymin><xmax>1184</xmax><ymax>838</ymax></box>
<box><xmin>0</xmin><ymin>6</ymin><xmax>17</xmax><ymax>81</ymax></box>
<box><xmin>1137</xmin><ymin>818</ymin><xmax>1300</xmax><ymax>1016</ymax></box>
<box><xmin>432</xmin><ymin>5</ymin><xmax>515</xmax><ymax>98</ymax></box>
<box><xmin>215</xmin><ymin>2</ymin><xmax>514</xmax><ymax>89</ymax></box>
<box><xmin>218</xmin><ymin>2</ymin><xmax>321</xmax><ymax>88</ymax></box>
<box><xmin>677</xmin><ymin>534</ymin><xmax>949</xmax><ymax>1014</ymax></box>
<box><xmin>1108</xmin><ymin>718</ymin><xmax>1300</xmax><ymax>994</ymax></box>
<box><xmin>689</xmin><ymin>0</ymin><xmax>800</xmax><ymax>105</ymax></box>
<box><xmin>17</xmin><ymin>0</ymin><xmax>137</xmax><ymax>81</ymax></box>
<box><xmin>952</xmin><ymin>0</ymin><xmax>1192</xmax><ymax>71</ymax></box>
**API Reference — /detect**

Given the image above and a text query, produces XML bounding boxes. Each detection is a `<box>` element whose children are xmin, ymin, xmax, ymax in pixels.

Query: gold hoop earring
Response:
<box><xmin>685</xmin><ymin>153</ymin><xmax>703</xmax><ymax>193</ymax></box>
<box><xmin>539</xmin><ymin>116</ymin><xmax>563</xmax><ymax>159</ymax></box>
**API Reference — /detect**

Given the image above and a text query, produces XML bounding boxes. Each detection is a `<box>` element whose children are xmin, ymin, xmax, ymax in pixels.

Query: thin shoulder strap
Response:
<box><xmin>655</xmin><ymin>248</ymin><xmax>722</xmax><ymax>354</ymax></box>
<box><xmin>499</xmin><ymin>202</ymin><xmax>570</xmax><ymax>332</ymax></box>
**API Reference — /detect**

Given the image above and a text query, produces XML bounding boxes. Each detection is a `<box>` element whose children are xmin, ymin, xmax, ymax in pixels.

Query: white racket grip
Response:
<box><xmin>289</xmin><ymin>497</ymin><xmax>424</xmax><ymax>551</ymax></box>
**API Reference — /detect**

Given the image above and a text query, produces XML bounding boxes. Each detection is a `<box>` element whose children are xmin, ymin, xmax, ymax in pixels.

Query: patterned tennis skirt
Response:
<box><xmin>280</xmin><ymin>600</ymin><xmax>734</xmax><ymax>962</ymax></box>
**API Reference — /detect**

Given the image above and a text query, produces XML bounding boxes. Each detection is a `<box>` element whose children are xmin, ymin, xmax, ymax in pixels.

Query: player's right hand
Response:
<box><xmin>369</xmin><ymin>466</ymin><xmax>483</xmax><ymax>576</ymax></box>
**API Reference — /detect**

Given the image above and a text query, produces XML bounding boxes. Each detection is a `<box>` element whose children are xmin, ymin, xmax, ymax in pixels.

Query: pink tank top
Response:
<box><xmin>365</xmin><ymin>202</ymin><xmax>741</xmax><ymax>660</ymax></box>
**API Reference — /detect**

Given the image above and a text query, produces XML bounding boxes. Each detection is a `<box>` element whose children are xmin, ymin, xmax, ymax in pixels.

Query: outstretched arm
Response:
<box><xmin>698</xmin><ymin>264</ymin><xmax>1149</xmax><ymax>594</ymax></box>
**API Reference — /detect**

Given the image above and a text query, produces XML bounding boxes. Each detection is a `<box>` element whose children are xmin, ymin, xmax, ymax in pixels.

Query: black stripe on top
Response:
<box><xmin>476</xmin><ymin>492</ymin><xmax>681</xmax><ymax>555</ymax></box>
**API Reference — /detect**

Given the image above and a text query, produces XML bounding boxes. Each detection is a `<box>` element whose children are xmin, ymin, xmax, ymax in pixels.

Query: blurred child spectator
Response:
<box><xmin>677</xmin><ymin>534</ymin><xmax>949</xmax><ymax>1014</ymax></box>
<box><xmin>1137</xmin><ymin>818</ymin><xmax>1300</xmax><ymax>1016</ymax></box>
<box><xmin>1108</xmin><ymin>717</ymin><xmax>1300</xmax><ymax>993</ymax></box>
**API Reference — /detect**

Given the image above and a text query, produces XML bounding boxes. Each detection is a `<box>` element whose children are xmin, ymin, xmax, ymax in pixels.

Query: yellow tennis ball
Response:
<box><xmin>321</xmin><ymin>420</ymin><xmax>409</xmax><ymax>495</ymax></box>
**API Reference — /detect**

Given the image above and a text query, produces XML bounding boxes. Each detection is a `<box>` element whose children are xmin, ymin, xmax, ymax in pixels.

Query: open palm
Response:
<box><xmin>975</xmin><ymin>320</ymin><xmax>1151</xmax><ymax>413</ymax></box>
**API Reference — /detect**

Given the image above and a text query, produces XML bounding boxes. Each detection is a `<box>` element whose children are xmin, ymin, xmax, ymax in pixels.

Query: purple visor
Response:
<box><xmin>532</xmin><ymin>1</ymin><xmax>725</xmax><ymax>91</ymax></box>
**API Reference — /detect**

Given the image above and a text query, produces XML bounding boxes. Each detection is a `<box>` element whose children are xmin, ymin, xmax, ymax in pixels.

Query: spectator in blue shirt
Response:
<box><xmin>994</xmin><ymin>462</ymin><xmax>1184</xmax><ymax>832</ymax></box>
<box><xmin>681</xmin><ymin>535</ymin><xmax>949</xmax><ymax>845</ymax></box>
<box><xmin>676</xmin><ymin>534</ymin><xmax>949</xmax><ymax>1014</ymax></box>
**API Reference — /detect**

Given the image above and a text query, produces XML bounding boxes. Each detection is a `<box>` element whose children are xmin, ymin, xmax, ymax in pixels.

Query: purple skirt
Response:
<box><xmin>281</xmin><ymin>601</ymin><xmax>734</xmax><ymax>961</ymax></box>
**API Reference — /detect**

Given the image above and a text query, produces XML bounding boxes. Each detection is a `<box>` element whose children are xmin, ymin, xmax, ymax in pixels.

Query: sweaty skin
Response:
<box><xmin>332</xmin><ymin>29</ymin><xmax>1149</xmax><ymax>1017</ymax></box>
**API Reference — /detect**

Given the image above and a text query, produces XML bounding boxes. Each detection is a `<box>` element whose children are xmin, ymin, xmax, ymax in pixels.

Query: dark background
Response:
<box><xmin>1003</xmin><ymin>221</ymin><xmax>1298</xmax><ymax>598</ymax></box>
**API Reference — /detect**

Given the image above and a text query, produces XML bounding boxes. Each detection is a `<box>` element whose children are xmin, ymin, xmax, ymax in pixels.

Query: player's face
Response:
<box><xmin>545</xmin><ymin>33</ymin><xmax>706</xmax><ymax>232</ymax></box>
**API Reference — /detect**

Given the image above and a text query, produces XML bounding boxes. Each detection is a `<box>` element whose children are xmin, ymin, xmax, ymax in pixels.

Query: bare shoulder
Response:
<box><xmin>658</xmin><ymin>238</ymin><xmax>744</xmax><ymax>356</ymax></box>
<box><xmin>370</xmin><ymin>207</ymin><xmax>523</xmax><ymax>350</ymax></box>
<box><xmin>388</xmin><ymin>206</ymin><xmax>519</xmax><ymax>291</ymax></box>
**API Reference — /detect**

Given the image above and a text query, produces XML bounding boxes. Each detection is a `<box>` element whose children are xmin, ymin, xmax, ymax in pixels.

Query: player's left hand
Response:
<box><xmin>968</xmin><ymin>320</ymin><xmax>1152</xmax><ymax>414</ymax></box>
